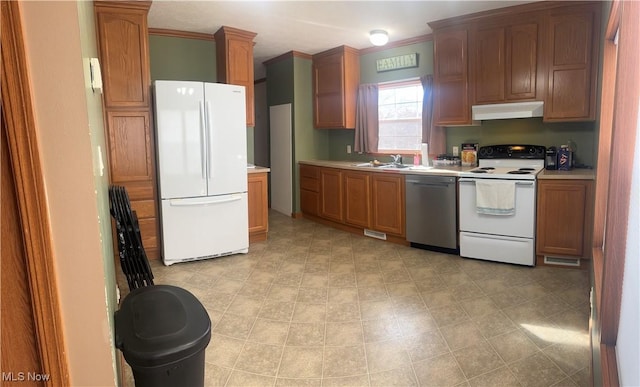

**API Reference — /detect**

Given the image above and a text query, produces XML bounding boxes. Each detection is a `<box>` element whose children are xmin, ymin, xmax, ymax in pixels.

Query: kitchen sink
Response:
<box><xmin>378</xmin><ymin>164</ymin><xmax>411</xmax><ymax>169</ymax></box>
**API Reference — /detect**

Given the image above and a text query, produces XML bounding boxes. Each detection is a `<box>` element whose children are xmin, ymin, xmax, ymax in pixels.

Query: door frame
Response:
<box><xmin>591</xmin><ymin>1</ymin><xmax>640</xmax><ymax>385</ymax></box>
<box><xmin>1</xmin><ymin>1</ymin><xmax>69</xmax><ymax>383</ymax></box>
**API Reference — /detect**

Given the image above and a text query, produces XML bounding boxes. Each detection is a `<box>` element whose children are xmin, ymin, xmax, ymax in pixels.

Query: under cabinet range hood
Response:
<box><xmin>472</xmin><ymin>101</ymin><xmax>544</xmax><ymax>120</ymax></box>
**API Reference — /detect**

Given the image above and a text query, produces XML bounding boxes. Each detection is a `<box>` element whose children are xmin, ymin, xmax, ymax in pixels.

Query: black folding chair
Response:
<box><xmin>108</xmin><ymin>185</ymin><xmax>154</xmax><ymax>290</ymax></box>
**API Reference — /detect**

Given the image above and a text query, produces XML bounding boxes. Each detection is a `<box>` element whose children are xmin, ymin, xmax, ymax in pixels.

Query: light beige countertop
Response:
<box><xmin>300</xmin><ymin>160</ymin><xmax>596</xmax><ymax>180</ymax></box>
<box><xmin>247</xmin><ymin>165</ymin><xmax>270</xmax><ymax>174</ymax></box>
<box><xmin>538</xmin><ymin>168</ymin><xmax>595</xmax><ymax>180</ymax></box>
<box><xmin>299</xmin><ymin>160</ymin><xmax>473</xmax><ymax>176</ymax></box>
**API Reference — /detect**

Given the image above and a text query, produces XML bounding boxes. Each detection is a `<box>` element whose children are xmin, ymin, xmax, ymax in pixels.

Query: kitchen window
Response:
<box><xmin>377</xmin><ymin>79</ymin><xmax>423</xmax><ymax>153</ymax></box>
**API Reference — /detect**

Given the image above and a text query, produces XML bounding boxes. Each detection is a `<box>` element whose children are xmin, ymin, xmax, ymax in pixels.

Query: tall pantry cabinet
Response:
<box><xmin>94</xmin><ymin>1</ymin><xmax>159</xmax><ymax>259</ymax></box>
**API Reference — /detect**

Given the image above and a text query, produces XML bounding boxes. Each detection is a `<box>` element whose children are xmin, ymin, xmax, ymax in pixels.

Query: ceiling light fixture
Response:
<box><xmin>369</xmin><ymin>30</ymin><xmax>389</xmax><ymax>46</ymax></box>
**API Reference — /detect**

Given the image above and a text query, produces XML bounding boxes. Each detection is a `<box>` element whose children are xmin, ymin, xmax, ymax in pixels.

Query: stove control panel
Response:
<box><xmin>478</xmin><ymin>144</ymin><xmax>546</xmax><ymax>159</ymax></box>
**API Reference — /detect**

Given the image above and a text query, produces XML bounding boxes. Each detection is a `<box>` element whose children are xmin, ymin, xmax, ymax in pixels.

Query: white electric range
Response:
<box><xmin>458</xmin><ymin>144</ymin><xmax>546</xmax><ymax>266</ymax></box>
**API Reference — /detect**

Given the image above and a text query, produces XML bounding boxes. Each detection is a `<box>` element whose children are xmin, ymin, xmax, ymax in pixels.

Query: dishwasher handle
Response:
<box><xmin>407</xmin><ymin>181</ymin><xmax>453</xmax><ymax>188</ymax></box>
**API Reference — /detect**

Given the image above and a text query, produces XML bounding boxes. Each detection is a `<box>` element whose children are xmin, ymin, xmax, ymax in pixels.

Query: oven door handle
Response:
<box><xmin>459</xmin><ymin>179</ymin><xmax>534</xmax><ymax>186</ymax></box>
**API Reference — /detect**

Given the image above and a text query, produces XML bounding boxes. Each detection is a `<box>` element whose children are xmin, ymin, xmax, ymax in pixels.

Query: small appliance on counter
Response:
<box><xmin>461</xmin><ymin>143</ymin><xmax>478</xmax><ymax>167</ymax></box>
<box><xmin>545</xmin><ymin>146</ymin><xmax>557</xmax><ymax>170</ymax></box>
<box><xmin>557</xmin><ymin>145</ymin><xmax>573</xmax><ymax>170</ymax></box>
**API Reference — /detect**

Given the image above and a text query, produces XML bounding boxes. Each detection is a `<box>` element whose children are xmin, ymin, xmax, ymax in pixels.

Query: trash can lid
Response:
<box><xmin>115</xmin><ymin>285</ymin><xmax>211</xmax><ymax>368</ymax></box>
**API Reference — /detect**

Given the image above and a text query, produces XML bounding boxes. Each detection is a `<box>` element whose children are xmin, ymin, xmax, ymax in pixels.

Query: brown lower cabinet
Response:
<box><xmin>300</xmin><ymin>164</ymin><xmax>406</xmax><ymax>240</ymax></box>
<box><xmin>248</xmin><ymin>172</ymin><xmax>269</xmax><ymax>242</ymax></box>
<box><xmin>320</xmin><ymin>168</ymin><xmax>344</xmax><ymax>223</ymax></box>
<box><xmin>371</xmin><ymin>174</ymin><xmax>405</xmax><ymax>236</ymax></box>
<box><xmin>343</xmin><ymin>171</ymin><xmax>372</xmax><ymax>228</ymax></box>
<box><xmin>300</xmin><ymin>164</ymin><xmax>320</xmax><ymax>216</ymax></box>
<box><xmin>536</xmin><ymin>179</ymin><xmax>593</xmax><ymax>262</ymax></box>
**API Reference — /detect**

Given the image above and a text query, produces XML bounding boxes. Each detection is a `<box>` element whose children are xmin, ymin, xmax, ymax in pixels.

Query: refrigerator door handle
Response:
<box><xmin>206</xmin><ymin>101</ymin><xmax>213</xmax><ymax>182</ymax></box>
<box><xmin>169</xmin><ymin>195</ymin><xmax>243</xmax><ymax>207</ymax></box>
<box><xmin>199</xmin><ymin>101</ymin><xmax>207</xmax><ymax>179</ymax></box>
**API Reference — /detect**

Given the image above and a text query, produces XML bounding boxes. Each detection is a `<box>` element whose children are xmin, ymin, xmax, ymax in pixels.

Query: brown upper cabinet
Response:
<box><xmin>471</xmin><ymin>18</ymin><xmax>541</xmax><ymax>105</ymax></box>
<box><xmin>430</xmin><ymin>1</ymin><xmax>600</xmax><ymax>124</ymax></box>
<box><xmin>433</xmin><ymin>27</ymin><xmax>471</xmax><ymax>125</ymax></box>
<box><xmin>312</xmin><ymin>46</ymin><xmax>360</xmax><ymax>129</ymax></box>
<box><xmin>95</xmin><ymin>1</ymin><xmax>151</xmax><ymax>109</ymax></box>
<box><xmin>215</xmin><ymin>26</ymin><xmax>257</xmax><ymax>127</ymax></box>
<box><xmin>544</xmin><ymin>3</ymin><xmax>600</xmax><ymax>121</ymax></box>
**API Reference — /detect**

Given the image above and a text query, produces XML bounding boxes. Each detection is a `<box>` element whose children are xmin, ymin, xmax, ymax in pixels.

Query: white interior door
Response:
<box><xmin>269</xmin><ymin>104</ymin><xmax>292</xmax><ymax>216</ymax></box>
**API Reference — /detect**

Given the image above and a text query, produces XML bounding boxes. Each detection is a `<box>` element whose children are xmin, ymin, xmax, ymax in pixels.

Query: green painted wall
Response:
<box><xmin>445</xmin><ymin>119</ymin><xmax>596</xmax><ymax>167</ymax></box>
<box><xmin>149</xmin><ymin>35</ymin><xmax>216</xmax><ymax>82</ymax></box>
<box><xmin>148</xmin><ymin>35</ymin><xmax>256</xmax><ymax>162</ymax></box>
<box><xmin>266</xmin><ymin>55</ymin><xmax>329</xmax><ymax>213</ymax></box>
<box><xmin>327</xmin><ymin>41</ymin><xmax>434</xmax><ymax>162</ymax></box>
<box><xmin>266</xmin><ymin>58</ymin><xmax>294</xmax><ymax>104</ymax></box>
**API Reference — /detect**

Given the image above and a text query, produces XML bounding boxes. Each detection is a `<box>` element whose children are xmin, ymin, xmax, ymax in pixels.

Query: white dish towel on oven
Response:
<box><xmin>475</xmin><ymin>180</ymin><xmax>516</xmax><ymax>215</ymax></box>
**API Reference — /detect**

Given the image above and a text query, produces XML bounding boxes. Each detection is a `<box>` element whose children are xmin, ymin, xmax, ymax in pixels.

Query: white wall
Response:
<box><xmin>616</xmin><ymin>107</ymin><xmax>640</xmax><ymax>386</ymax></box>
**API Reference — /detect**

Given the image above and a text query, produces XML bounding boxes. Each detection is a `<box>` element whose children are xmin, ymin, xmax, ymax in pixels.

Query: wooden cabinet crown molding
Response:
<box><xmin>312</xmin><ymin>44</ymin><xmax>361</xmax><ymax>59</ymax></box>
<box><xmin>428</xmin><ymin>0</ymin><xmax>595</xmax><ymax>30</ymax></box>
<box><xmin>148</xmin><ymin>28</ymin><xmax>215</xmax><ymax>41</ymax></box>
<box><xmin>94</xmin><ymin>1</ymin><xmax>151</xmax><ymax>12</ymax></box>
<box><xmin>214</xmin><ymin>25</ymin><xmax>258</xmax><ymax>42</ymax></box>
<box><xmin>263</xmin><ymin>50</ymin><xmax>313</xmax><ymax>66</ymax></box>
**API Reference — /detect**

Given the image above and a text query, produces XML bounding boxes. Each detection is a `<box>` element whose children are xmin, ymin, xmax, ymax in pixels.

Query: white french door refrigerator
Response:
<box><xmin>154</xmin><ymin>80</ymin><xmax>248</xmax><ymax>265</ymax></box>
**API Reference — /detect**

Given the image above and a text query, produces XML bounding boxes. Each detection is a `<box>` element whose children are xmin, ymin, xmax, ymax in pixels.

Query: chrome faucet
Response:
<box><xmin>391</xmin><ymin>154</ymin><xmax>402</xmax><ymax>165</ymax></box>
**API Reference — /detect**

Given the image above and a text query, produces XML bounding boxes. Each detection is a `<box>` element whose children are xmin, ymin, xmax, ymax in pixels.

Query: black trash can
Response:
<box><xmin>115</xmin><ymin>285</ymin><xmax>211</xmax><ymax>387</ymax></box>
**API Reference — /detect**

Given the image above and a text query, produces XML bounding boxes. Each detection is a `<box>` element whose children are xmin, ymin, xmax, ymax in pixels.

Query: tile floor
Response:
<box><xmin>120</xmin><ymin>211</ymin><xmax>591</xmax><ymax>386</ymax></box>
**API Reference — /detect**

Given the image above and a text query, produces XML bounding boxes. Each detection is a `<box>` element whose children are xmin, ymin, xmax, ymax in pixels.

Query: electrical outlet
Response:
<box><xmin>347</xmin><ymin>145</ymin><xmax>352</xmax><ymax>154</ymax></box>
<box><xmin>452</xmin><ymin>146</ymin><xmax>459</xmax><ymax>156</ymax></box>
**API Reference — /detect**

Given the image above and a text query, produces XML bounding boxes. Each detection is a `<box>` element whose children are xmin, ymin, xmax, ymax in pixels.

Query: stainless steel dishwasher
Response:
<box><xmin>405</xmin><ymin>175</ymin><xmax>458</xmax><ymax>252</ymax></box>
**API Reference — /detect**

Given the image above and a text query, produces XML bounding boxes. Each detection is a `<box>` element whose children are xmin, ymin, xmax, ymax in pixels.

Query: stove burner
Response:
<box><xmin>518</xmin><ymin>168</ymin><xmax>535</xmax><ymax>171</ymax></box>
<box><xmin>470</xmin><ymin>169</ymin><xmax>488</xmax><ymax>173</ymax></box>
<box><xmin>480</xmin><ymin>167</ymin><xmax>495</xmax><ymax>170</ymax></box>
<box><xmin>508</xmin><ymin>170</ymin><xmax>532</xmax><ymax>174</ymax></box>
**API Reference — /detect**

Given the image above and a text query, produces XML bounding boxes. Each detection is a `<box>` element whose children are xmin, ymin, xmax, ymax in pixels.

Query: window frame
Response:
<box><xmin>376</xmin><ymin>78</ymin><xmax>423</xmax><ymax>155</ymax></box>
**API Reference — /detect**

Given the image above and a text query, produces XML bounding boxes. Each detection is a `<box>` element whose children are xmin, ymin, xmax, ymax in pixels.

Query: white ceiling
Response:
<box><xmin>147</xmin><ymin>1</ymin><xmax>538</xmax><ymax>78</ymax></box>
